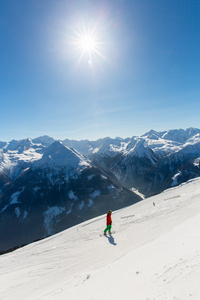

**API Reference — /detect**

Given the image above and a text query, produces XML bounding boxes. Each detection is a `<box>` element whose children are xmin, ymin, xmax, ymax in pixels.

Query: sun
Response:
<box><xmin>79</xmin><ymin>34</ymin><xmax>96</xmax><ymax>53</ymax></box>
<box><xmin>76</xmin><ymin>30</ymin><xmax>99</xmax><ymax>59</ymax></box>
<box><xmin>70</xmin><ymin>23</ymin><xmax>105</xmax><ymax>68</ymax></box>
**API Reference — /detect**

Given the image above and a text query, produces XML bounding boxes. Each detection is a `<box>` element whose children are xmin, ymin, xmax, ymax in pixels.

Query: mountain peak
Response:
<box><xmin>142</xmin><ymin>129</ymin><xmax>166</xmax><ymax>140</ymax></box>
<box><xmin>32</xmin><ymin>135</ymin><xmax>55</xmax><ymax>146</ymax></box>
<box><xmin>128</xmin><ymin>139</ymin><xmax>156</xmax><ymax>162</ymax></box>
<box><xmin>34</xmin><ymin>141</ymin><xmax>90</xmax><ymax>169</ymax></box>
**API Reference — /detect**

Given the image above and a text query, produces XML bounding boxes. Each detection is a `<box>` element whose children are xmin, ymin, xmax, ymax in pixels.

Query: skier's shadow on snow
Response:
<box><xmin>105</xmin><ymin>234</ymin><xmax>117</xmax><ymax>246</ymax></box>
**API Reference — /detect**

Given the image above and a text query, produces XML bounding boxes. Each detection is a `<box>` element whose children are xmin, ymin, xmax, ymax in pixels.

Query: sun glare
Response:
<box><xmin>70</xmin><ymin>23</ymin><xmax>105</xmax><ymax>69</ymax></box>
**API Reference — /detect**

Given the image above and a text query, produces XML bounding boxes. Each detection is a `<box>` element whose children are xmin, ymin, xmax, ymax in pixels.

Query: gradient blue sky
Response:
<box><xmin>1</xmin><ymin>0</ymin><xmax>200</xmax><ymax>142</ymax></box>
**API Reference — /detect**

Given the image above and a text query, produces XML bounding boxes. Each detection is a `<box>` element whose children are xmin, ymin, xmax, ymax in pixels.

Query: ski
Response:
<box><xmin>100</xmin><ymin>231</ymin><xmax>115</xmax><ymax>237</ymax></box>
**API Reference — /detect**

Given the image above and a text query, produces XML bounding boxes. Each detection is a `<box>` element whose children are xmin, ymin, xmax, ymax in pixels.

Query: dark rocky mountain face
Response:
<box><xmin>141</xmin><ymin>151</ymin><xmax>200</xmax><ymax>196</ymax></box>
<box><xmin>89</xmin><ymin>140</ymin><xmax>158</xmax><ymax>194</ymax></box>
<box><xmin>90</xmin><ymin>148</ymin><xmax>200</xmax><ymax>197</ymax></box>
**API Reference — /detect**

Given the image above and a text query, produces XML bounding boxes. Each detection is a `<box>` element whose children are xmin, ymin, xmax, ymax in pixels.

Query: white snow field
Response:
<box><xmin>1</xmin><ymin>178</ymin><xmax>200</xmax><ymax>300</ymax></box>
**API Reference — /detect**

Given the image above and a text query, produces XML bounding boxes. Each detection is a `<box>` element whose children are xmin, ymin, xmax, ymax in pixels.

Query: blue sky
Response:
<box><xmin>0</xmin><ymin>0</ymin><xmax>200</xmax><ymax>142</ymax></box>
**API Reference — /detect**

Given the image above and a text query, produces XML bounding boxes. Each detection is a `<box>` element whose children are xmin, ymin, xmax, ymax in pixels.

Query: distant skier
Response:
<box><xmin>104</xmin><ymin>210</ymin><xmax>112</xmax><ymax>235</ymax></box>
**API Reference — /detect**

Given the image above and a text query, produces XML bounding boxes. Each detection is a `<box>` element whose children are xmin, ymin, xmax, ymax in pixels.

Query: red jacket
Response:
<box><xmin>106</xmin><ymin>213</ymin><xmax>112</xmax><ymax>225</ymax></box>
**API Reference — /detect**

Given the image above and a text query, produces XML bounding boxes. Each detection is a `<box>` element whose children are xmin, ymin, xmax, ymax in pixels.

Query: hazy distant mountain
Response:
<box><xmin>32</xmin><ymin>135</ymin><xmax>55</xmax><ymax>146</ymax></box>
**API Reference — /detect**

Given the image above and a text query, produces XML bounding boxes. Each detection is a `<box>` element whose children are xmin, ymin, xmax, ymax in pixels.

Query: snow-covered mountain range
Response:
<box><xmin>1</xmin><ymin>177</ymin><xmax>200</xmax><ymax>299</ymax></box>
<box><xmin>0</xmin><ymin>140</ymin><xmax>140</xmax><ymax>252</ymax></box>
<box><xmin>0</xmin><ymin>127</ymin><xmax>200</xmax><ymax>252</ymax></box>
<box><xmin>63</xmin><ymin>127</ymin><xmax>200</xmax><ymax>195</ymax></box>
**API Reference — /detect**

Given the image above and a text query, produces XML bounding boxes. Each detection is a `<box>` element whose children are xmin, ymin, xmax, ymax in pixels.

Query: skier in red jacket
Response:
<box><xmin>104</xmin><ymin>210</ymin><xmax>112</xmax><ymax>235</ymax></box>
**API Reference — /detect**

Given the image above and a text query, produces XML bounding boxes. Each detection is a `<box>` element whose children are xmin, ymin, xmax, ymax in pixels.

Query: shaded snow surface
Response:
<box><xmin>1</xmin><ymin>178</ymin><xmax>200</xmax><ymax>299</ymax></box>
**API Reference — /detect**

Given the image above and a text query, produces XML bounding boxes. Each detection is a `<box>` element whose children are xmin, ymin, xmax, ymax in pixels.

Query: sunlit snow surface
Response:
<box><xmin>1</xmin><ymin>178</ymin><xmax>200</xmax><ymax>299</ymax></box>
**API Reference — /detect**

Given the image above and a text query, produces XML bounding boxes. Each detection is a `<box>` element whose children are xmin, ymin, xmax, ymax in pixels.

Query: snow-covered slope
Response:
<box><xmin>1</xmin><ymin>177</ymin><xmax>200</xmax><ymax>300</ymax></box>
